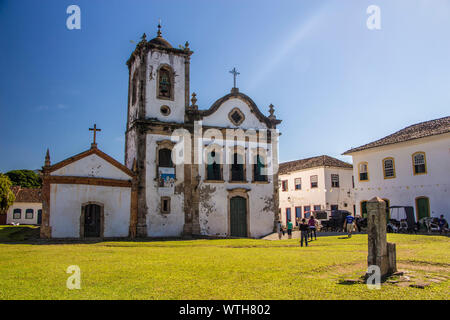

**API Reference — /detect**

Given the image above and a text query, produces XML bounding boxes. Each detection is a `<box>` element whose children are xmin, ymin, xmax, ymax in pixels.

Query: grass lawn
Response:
<box><xmin>0</xmin><ymin>226</ymin><xmax>448</xmax><ymax>300</ymax></box>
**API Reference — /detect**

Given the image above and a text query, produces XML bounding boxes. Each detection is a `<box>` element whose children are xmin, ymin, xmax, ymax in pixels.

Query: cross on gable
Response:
<box><xmin>89</xmin><ymin>124</ymin><xmax>101</xmax><ymax>148</ymax></box>
<box><xmin>229</xmin><ymin>67</ymin><xmax>240</xmax><ymax>88</ymax></box>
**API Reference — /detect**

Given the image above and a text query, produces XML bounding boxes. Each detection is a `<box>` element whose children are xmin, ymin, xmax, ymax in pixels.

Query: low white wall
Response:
<box><xmin>50</xmin><ymin>184</ymin><xmax>131</xmax><ymax>238</ymax></box>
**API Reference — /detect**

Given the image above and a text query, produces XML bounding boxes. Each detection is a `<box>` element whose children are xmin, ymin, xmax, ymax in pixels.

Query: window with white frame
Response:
<box><xmin>412</xmin><ymin>152</ymin><xmax>426</xmax><ymax>175</ymax></box>
<box><xmin>383</xmin><ymin>158</ymin><xmax>395</xmax><ymax>178</ymax></box>
<box><xmin>331</xmin><ymin>174</ymin><xmax>339</xmax><ymax>188</ymax></box>
<box><xmin>294</xmin><ymin>178</ymin><xmax>301</xmax><ymax>190</ymax></box>
<box><xmin>359</xmin><ymin>162</ymin><xmax>369</xmax><ymax>181</ymax></box>
<box><xmin>25</xmin><ymin>209</ymin><xmax>33</xmax><ymax>219</ymax></box>
<box><xmin>310</xmin><ymin>175</ymin><xmax>318</xmax><ymax>188</ymax></box>
<box><xmin>13</xmin><ymin>209</ymin><xmax>21</xmax><ymax>219</ymax></box>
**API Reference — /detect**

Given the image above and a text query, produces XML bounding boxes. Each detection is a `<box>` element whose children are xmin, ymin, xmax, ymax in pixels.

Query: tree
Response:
<box><xmin>0</xmin><ymin>174</ymin><xmax>15</xmax><ymax>214</ymax></box>
<box><xmin>5</xmin><ymin>170</ymin><xmax>42</xmax><ymax>188</ymax></box>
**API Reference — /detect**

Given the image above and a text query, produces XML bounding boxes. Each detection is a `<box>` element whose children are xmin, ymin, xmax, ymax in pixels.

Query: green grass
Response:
<box><xmin>0</xmin><ymin>227</ymin><xmax>448</xmax><ymax>300</ymax></box>
<box><xmin>0</xmin><ymin>225</ymin><xmax>40</xmax><ymax>241</ymax></box>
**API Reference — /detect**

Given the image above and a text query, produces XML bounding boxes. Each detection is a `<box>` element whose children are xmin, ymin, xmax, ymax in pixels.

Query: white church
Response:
<box><xmin>40</xmin><ymin>25</ymin><xmax>282</xmax><ymax>239</ymax></box>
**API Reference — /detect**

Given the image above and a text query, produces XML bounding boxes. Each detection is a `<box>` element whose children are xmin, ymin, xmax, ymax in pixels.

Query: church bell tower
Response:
<box><xmin>124</xmin><ymin>24</ymin><xmax>194</xmax><ymax>237</ymax></box>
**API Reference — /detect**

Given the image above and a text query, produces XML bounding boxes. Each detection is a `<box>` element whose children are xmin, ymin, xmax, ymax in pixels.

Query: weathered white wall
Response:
<box><xmin>125</xmin><ymin>128</ymin><xmax>137</xmax><ymax>169</ymax></box>
<box><xmin>50</xmin><ymin>184</ymin><xmax>131</xmax><ymax>238</ymax></box>
<box><xmin>145</xmin><ymin>51</ymin><xmax>186</xmax><ymax>123</ymax></box>
<box><xmin>6</xmin><ymin>202</ymin><xmax>42</xmax><ymax>225</ymax></box>
<box><xmin>323</xmin><ymin>167</ymin><xmax>355</xmax><ymax>212</ymax></box>
<box><xmin>278</xmin><ymin>166</ymin><xmax>355</xmax><ymax>226</ymax></box>
<box><xmin>145</xmin><ymin>133</ymin><xmax>185</xmax><ymax>237</ymax></box>
<box><xmin>198</xmin><ymin>146</ymin><xmax>275</xmax><ymax>238</ymax></box>
<box><xmin>202</xmin><ymin>97</ymin><xmax>267</xmax><ymax>130</ymax></box>
<box><xmin>51</xmin><ymin>154</ymin><xmax>131</xmax><ymax>180</ymax></box>
<box><xmin>350</xmin><ymin>134</ymin><xmax>450</xmax><ymax>220</ymax></box>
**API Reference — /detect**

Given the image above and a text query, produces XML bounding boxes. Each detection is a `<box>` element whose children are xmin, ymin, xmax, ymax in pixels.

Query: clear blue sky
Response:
<box><xmin>1</xmin><ymin>0</ymin><xmax>449</xmax><ymax>172</ymax></box>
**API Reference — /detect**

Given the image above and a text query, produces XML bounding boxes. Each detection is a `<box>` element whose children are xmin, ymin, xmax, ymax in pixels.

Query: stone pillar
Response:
<box><xmin>367</xmin><ymin>197</ymin><xmax>396</xmax><ymax>279</ymax></box>
<box><xmin>40</xmin><ymin>166</ymin><xmax>52</xmax><ymax>239</ymax></box>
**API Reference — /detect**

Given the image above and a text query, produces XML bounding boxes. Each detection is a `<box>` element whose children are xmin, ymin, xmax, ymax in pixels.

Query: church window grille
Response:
<box><xmin>207</xmin><ymin>151</ymin><xmax>222</xmax><ymax>181</ymax></box>
<box><xmin>230</xmin><ymin>153</ymin><xmax>245</xmax><ymax>181</ymax></box>
<box><xmin>253</xmin><ymin>155</ymin><xmax>267</xmax><ymax>182</ymax></box>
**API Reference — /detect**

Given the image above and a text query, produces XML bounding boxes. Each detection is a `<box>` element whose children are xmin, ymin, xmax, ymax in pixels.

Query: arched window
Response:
<box><xmin>158</xmin><ymin>148</ymin><xmax>173</xmax><ymax>168</ymax></box>
<box><xmin>412</xmin><ymin>152</ymin><xmax>427</xmax><ymax>175</ymax></box>
<box><xmin>207</xmin><ymin>151</ymin><xmax>222</xmax><ymax>181</ymax></box>
<box><xmin>25</xmin><ymin>209</ymin><xmax>34</xmax><ymax>219</ymax></box>
<box><xmin>13</xmin><ymin>209</ymin><xmax>21</xmax><ymax>219</ymax></box>
<box><xmin>230</xmin><ymin>153</ymin><xmax>245</xmax><ymax>182</ymax></box>
<box><xmin>253</xmin><ymin>154</ymin><xmax>267</xmax><ymax>182</ymax></box>
<box><xmin>157</xmin><ymin>66</ymin><xmax>173</xmax><ymax>99</ymax></box>
<box><xmin>383</xmin><ymin>158</ymin><xmax>395</xmax><ymax>179</ymax></box>
<box><xmin>358</xmin><ymin>162</ymin><xmax>369</xmax><ymax>181</ymax></box>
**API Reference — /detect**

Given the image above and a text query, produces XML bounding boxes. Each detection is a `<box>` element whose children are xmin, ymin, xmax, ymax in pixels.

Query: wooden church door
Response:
<box><xmin>84</xmin><ymin>204</ymin><xmax>101</xmax><ymax>237</ymax></box>
<box><xmin>230</xmin><ymin>196</ymin><xmax>247</xmax><ymax>237</ymax></box>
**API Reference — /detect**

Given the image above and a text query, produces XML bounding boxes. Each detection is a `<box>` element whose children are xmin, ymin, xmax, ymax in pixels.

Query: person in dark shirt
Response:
<box><xmin>344</xmin><ymin>214</ymin><xmax>355</xmax><ymax>238</ymax></box>
<box><xmin>438</xmin><ymin>215</ymin><xmax>448</xmax><ymax>234</ymax></box>
<box><xmin>299</xmin><ymin>219</ymin><xmax>309</xmax><ymax>247</ymax></box>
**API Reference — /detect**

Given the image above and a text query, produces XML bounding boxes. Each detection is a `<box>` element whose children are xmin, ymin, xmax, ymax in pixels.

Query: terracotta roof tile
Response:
<box><xmin>279</xmin><ymin>155</ymin><xmax>352</xmax><ymax>175</ymax></box>
<box><xmin>10</xmin><ymin>187</ymin><xmax>42</xmax><ymax>203</ymax></box>
<box><xmin>343</xmin><ymin>116</ymin><xmax>450</xmax><ymax>154</ymax></box>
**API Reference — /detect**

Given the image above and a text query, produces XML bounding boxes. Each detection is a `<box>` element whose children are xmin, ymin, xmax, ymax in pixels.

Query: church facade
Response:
<box><xmin>40</xmin><ymin>26</ymin><xmax>281</xmax><ymax>239</ymax></box>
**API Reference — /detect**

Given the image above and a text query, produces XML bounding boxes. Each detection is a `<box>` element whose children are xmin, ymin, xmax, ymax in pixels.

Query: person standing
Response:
<box><xmin>276</xmin><ymin>220</ymin><xmax>283</xmax><ymax>240</ymax></box>
<box><xmin>438</xmin><ymin>215</ymin><xmax>448</xmax><ymax>234</ymax></box>
<box><xmin>287</xmin><ymin>219</ymin><xmax>293</xmax><ymax>239</ymax></box>
<box><xmin>308</xmin><ymin>215</ymin><xmax>317</xmax><ymax>241</ymax></box>
<box><xmin>299</xmin><ymin>219</ymin><xmax>309</xmax><ymax>247</ymax></box>
<box><xmin>344</xmin><ymin>214</ymin><xmax>356</xmax><ymax>238</ymax></box>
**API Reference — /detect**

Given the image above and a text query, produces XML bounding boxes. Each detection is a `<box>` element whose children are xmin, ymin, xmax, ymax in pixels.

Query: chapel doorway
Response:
<box><xmin>230</xmin><ymin>196</ymin><xmax>247</xmax><ymax>237</ymax></box>
<box><xmin>84</xmin><ymin>204</ymin><xmax>102</xmax><ymax>237</ymax></box>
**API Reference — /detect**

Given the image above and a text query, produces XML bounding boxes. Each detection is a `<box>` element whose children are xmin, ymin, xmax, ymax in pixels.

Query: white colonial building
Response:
<box><xmin>6</xmin><ymin>187</ymin><xmax>42</xmax><ymax>225</ymax></box>
<box><xmin>278</xmin><ymin>155</ymin><xmax>354</xmax><ymax>226</ymax></box>
<box><xmin>343</xmin><ymin>116</ymin><xmax>450</xmax><ymax>221</ymax></box>
<box><xmin>40</xmin><ymin>25</ymin><xmax>281</xmax><ymax>239</ymax></box>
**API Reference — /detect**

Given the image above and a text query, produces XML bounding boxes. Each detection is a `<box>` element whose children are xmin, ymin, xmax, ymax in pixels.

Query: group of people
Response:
<box><xmin>276</xmin><ymin>215</ymin><xmax>319</xmax><ymax>247</ymax></box>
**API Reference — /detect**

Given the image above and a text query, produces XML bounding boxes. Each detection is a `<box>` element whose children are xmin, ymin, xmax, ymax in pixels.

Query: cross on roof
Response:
<box><xmin>229</xmin><ymin>67</ymin><xmax>240</xmax><ymax>88</ymax></box>
<box><xmin>89</xmin><ymin>124</ymin><xmax>101</xmax><ymax>147</ymax></box>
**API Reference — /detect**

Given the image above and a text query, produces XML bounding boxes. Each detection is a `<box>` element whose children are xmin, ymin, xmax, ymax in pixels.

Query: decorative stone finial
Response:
<box><xmin>157</xmin><ymin>20</ymin><xmax>162</xmax><ymax>37</ymax></box>
<box><xmin>141</xmin><ymin>33</ymin><xmax>147</xmax><ymax>41</ymax></box>
<box><xmin>268</xmin><ymin>104</ymin><xmax>276</xmax><ymax>119</ymax></box>
<box><xmin>185</xmin><ymin>41</ymin><xmax>189</xmax><ymax>50</ymax></box>
<box><xmin>191</xmin><ymin>92</ymin><xmax>198</xmax><ymax>109</ymax></box>
<box><xmin>45</xmin><ymin>148</ymin><xmax>51</xmax><ymax>167</ymax></box>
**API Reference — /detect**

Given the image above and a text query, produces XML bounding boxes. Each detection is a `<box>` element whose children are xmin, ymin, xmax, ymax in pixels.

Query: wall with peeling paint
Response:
<box><xmin>50</xmin><ymin>184</ymin><xmax>131</xmax><ymax>238</ymax></box>
<box><xmin>198</xmin><ymin>154</ymin><xmax>275</xmax><ymax>238</ymax></box>
<box><xmin>145</xmin><ymin>133</ymin><xmax>185</xmax><ymax>236</ymax></box>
